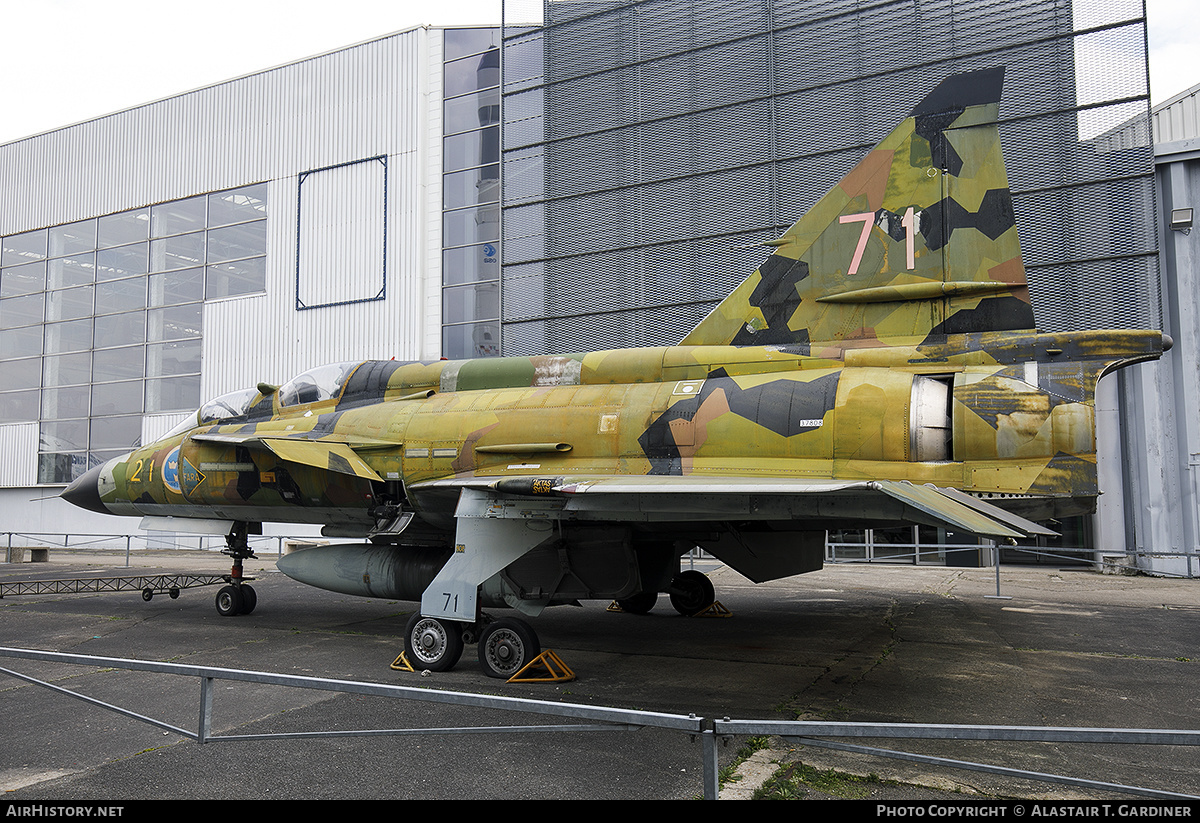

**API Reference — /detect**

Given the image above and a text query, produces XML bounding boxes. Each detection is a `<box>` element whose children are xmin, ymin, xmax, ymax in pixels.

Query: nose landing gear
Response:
<box><xmin>215</xmin><ymin>522</ymin><xmax>258</xmax><ymax>616</ymax></box>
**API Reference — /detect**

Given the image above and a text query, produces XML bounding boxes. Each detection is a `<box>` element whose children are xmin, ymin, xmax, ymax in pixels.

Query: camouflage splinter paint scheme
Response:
<box><xmin>63</xmin><ymin>69</ymin><xmax>1170</xmax><ymax>675</ymax></box>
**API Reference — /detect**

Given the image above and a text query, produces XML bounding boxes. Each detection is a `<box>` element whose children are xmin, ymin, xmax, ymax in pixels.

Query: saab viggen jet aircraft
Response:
<box><xmin>63</xmin><ymin>67</ymin><xmax>1169</xmax><ymax>678</ymax></box>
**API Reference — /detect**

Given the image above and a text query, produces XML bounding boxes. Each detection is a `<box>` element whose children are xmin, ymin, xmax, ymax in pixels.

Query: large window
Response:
<box><xmin>0</xmin><ymin>183</ymin><xmax>268</xmax><ymax>483</ymax></box>
<box><xmin>442</xmin><ymin>28</ymin><xmax>501</xmax><ymax>359</ymax></box>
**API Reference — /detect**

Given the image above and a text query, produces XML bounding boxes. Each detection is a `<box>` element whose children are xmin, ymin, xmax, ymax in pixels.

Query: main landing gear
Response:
<box><xmin>403</xmin><ymin>613</ymin><xmax>542</xmax><ymax>679</ymax></box>
<box><xmin>215</xmin><ymin>523</ymin><xmax>257</xmax><ymax>617</ymax></box>
<box><xmin>616</xmin><ymin>569</ymin><xmax>716</xmax><ymax>616</ymax></box>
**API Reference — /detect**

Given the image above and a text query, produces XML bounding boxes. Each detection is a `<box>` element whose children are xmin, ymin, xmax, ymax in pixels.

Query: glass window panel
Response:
<box><xmin>96</xmin><ymin>243</ymin><xmax>148</xmax><ymax>280</ymax></box>
<box><xmin>445</xmin><ymin>90</ymin><xmax>501</xmax><ymax>135</ymax></box>
<box><xmin>0</xmin><ymin>325</ymin><xmax>43</xmax><ymax>358</ymax></box>
<box><xmin>443</xmin><ymin>243</ymin><xmax>500</xmax><ymax>286</ymax></box>
<box><xmin>97</xmin><ymin>208</ymin><xmax>149</xmax><ymax>248</ymax></box>
<box><xmin>42</xmin><ymin>352</ymin><xmax>91</xmax><ymax>387</ymax></box>
<box><xmin>44</xmin><ymin>318</ymin><xmax>93</xmax><ymax>354</ymax></box>
<box><xmin>151</xmin><ymin>196</ymin><xmax>207</xmax><ymax>238</ymax></box>
<box><xmin>444</xmin><ymin>28</ymin><xmax>499</xmax><ymax>62</ymax></box>
<box><xmin>442</xmin><ymin>322</ymin><xmax>500</xmax><ymax>359</ymax></box>
<box><xmin>40</xmin><ymin>419</ymin><xmax>89</xmax><ymax>452</ymax></box>
<box><xmin>0</xmin><ymin>357</ymin><xmax>42</xmax><ymax>391</ymax></box>
<box><xmin>91</xmin><ymin>380</ymin><xmax>143</xmax><ymax>416</ymax></box>
<box><xmin>444</xmin><ymin>166</ymin><xmax>501</xmax><ymax>209</ymax></box>
<box><xmin>88</xmin><ymin>449</ymin><xmax>128</xmax><ymax>468</ymax></box>
<box><xmin>147</xmin><ymin>338</ymin><xmax>200</xmax><ymax>377</ymax></box>
<box><xmin>147</xmin><ymin>304</ymin><xmax>202</xmax><ymax>342</ymax></box>
<box><xmin>1</xmin><ymin>260</ymin><xmax>47</xmax><ymax>297</ymax></box>
<box><xmin>49</xmin><ymin>219</ymin><xmax>97</xmax><ymax>257</ymax></box>
<box><xmin>89</xmin><ymin>414</ymin><xmax>142</xmax><ymax>450</ymax></box>
<box><xmin>42</xmin><ymin>385</ymin><xmax>90</xmax><ymax>419</ymax></box>
<box><xmin>146</xmin><ymin>374</ymin><xmax>200</xmax><ymax>413</ymax></box>
<box><xmin>443</xmin><ymin>282</ymin><xmax>500</xmax><ymax>324</ymax></box>
<box><xmin>94</xmin><ymin>311</ymin><xmax>145</xmax><ymax>348</ymax></box>
<box><xmin>95</xmin><ymin>277</ymin><xmax>146</xmax><ymax>315</ymax></box>
<box><xmin>443</xmin><ymin>204</ymin><xmax>500</xmax><ymax>247</ymax></box>
<box><xmin>149</xmin><ymin>268</ymin><xmax>204</xmax><ymax>306</ymax></box>
<box><xmin>45</xmin><ymin>286</ymin><xmax>93</xmax><ymax>322</ymax></box>
<box><xmin>0</xmin><ymin>389</ymin><xmax>39</xmax><ymax>423</ymax></box>
<box><xmin>206</xmin><ymin>257</ymin><xmax>265</xmax><ymax>299</ymax></box>
<box><xmin>38</xmin><ymin>452</ymin><xmax>90</xmax><ymax>485</ymax></box>
<box><xmin>0</xmin><ymin>293</ymin><xmax>45</xmax><ymax>328</ymax></box>
<box><xmin>207</xmin><ymin>221</ymin><xmax>266</xmax><ymax>263</ymax></box>
<box><xmin>47</xmin><ymin>253</ymin><xmax>96</xmax><ymax>289</ymax></box>
<box><xmin>93</xmin><ymin>345</ymin><xmax>144</xmax><ymax>382</ymax></box>
<box><xmin>444</xmin><ymin>126</ymin><xmax>500</xmax><ymax>172</ymax></box>
<box><xmin>150</xmin><ymin>232</ymin><xmax>205</xmax><ymax>272</ymax></box>
<box><xmin>208</xmin><ymin>184</ymin><xmax>268</xmax><ymax>227</ymax></box>
<box><xmin>444</xmin><ymin>49</ymin><xmax>500</xmax><ymax>99</ymax></box>
<box><xmin>2</xmin><ymin>229</ymin><xmax>48</xmax><ymax>266</ymax></box>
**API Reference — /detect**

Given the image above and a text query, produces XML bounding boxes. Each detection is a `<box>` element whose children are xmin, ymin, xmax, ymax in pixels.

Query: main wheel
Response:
<box><xmin>142</xmin><ymin>588</ymin><xmax>154</xmax><ymax>602</ymax></box>
<box><xmin>239</xmin><ymin>584</ymin><xmax>257</xmax><ymax>615</ymax></box>
<box><xmin>215</xmin><ymin>585</ymin><xmax>244</xmax><ymax>617</ymax></box>
<box><xmin>616</xmin><ymin>591</ymin><xmax>657</xmax><ymax>615</ymax></box>
<box><xmin>404</xmin><ymin>613</ymin><xmax>464</xmax><ymax>672</ymax></box>
<box><xmin>668</xmin><ymin>570</ymin><xmax>715</xmax><ymax>615</ymax></box>
<box><xmin>477</xmin><ymin>618</ymin><xmax>541</xmax><ymax>679</ymax></box>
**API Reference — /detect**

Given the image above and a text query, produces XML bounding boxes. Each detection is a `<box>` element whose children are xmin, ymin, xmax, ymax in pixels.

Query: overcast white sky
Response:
<box><xmin>0</xmin><ymin>0</ymin><xmax>1194</xmax><ymax>145</ymax></box>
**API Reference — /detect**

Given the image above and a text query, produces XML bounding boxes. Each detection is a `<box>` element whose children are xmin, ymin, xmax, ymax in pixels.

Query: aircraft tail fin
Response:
<box><xmin>682</xmin><ymin>67</ymin><xmax>1035</xmax><ymax>348</ymax></box>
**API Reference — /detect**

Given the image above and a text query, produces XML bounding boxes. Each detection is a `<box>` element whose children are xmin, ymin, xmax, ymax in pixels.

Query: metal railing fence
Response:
<box><xmin>3</xmin><ymin>531</ymin><xmax>326</xmax><ymax>565</ymax></box>
<box><xmin>2</xmin><ymin>647</ymin><xmax>1198</xmax><ymax>801</ymax></box>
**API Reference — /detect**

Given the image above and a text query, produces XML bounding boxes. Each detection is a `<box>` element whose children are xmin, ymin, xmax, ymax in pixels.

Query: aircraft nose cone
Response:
<box><xmin>1162</xmin><ymin>333</ymin><xmax>1174</xmax><ymax>352</ymax></box>
<box><xmin>61</xmin><ymin>464</ymin><xmax>109</xmax><ymax>514</ymax></box>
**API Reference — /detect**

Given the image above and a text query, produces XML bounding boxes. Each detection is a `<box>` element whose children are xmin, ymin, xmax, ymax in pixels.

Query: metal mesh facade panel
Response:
<box><xmin>500</xmin><ymin>0</ymin><xmax>1156</xmax><ymax>355</ymax></box>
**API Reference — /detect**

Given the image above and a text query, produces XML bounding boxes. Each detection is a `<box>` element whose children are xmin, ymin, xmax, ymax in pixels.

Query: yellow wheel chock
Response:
<box><xmin>391</xmin><ymin>648</ymin><xmax>575</xmax><ymax>682</ymax></box>
<box><xmin>692</xmin><ymin>600</ymin><xmax>732</xmax><ymax>618</ymax></box>
<box><xmin>506</xmin><ymin>650</ymin><xmax>575</xmax><ymax>683</ymax></box>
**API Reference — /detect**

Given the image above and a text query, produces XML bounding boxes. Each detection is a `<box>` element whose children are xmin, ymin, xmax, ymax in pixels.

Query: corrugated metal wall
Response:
<box><xmin>0</xmin><ymin>423</ymin><xmax>37</xmax><ymax>486</ymax></box>
<box><xmin>1154</xmin><ymin>85</ymin><xmax>1200</xmax><ymax>144</ymax></box>
<box><xmin>0</xmin><ymin>32</ymin><xmax>426</xmax><ymax>236</ymax></box>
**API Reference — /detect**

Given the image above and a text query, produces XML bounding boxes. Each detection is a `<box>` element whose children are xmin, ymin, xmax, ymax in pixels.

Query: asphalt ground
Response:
<box><xmin>1</xmin><ymin>548</ymin><xmax>1199</xmax><ymax>803</ymax></box>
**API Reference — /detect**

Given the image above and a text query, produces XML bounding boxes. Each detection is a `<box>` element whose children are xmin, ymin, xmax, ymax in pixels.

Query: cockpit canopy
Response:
<box><xmin>158</xmin><ymin>360</ymin><xmax>421</xmax><ymax>442</ymax></box>
<box><xmin>160</xmin><ymin>386</ymin><xmax>265</xmax><ymax>441</ymax></box>
<box><xmin>277</xmin><ymin>362</ymin><xmax>360</xmax><ymax>407</ymax></box>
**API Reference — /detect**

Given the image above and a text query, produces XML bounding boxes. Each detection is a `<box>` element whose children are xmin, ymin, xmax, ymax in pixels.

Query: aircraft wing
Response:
<box><xmin>410</xmin><ymin>475</ymin><xmax>1056</xmax><ymax>540</ymax></box>
<box><xmin>187</xmin><ymin>432</ymin><xmax>385</xmax><ymax>482</ymax></box>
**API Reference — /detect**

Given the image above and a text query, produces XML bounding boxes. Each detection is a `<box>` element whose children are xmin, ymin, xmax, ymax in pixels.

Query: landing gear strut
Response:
<box><xmin>215</xmin><ymin>522</ymin><xmax>258</xmax><ymax>616</ymax></box>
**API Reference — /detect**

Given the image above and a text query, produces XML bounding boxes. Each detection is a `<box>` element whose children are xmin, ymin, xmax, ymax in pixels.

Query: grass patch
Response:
<box><xmin>753</xmin><ymin>762</ymin><xmax>891</xmax><ymax>800</ymax></box>
<box><xmin>718</xmin><ymin>736</ymin><xmax>772</xmax><ymax>788</ymax></box>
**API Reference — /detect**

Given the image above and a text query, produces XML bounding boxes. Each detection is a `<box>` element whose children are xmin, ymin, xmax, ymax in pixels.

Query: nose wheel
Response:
<box><xmin>215</xmin><ymin>583</ymin><xmax>257</xmax><ymax>616</ymax></box>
